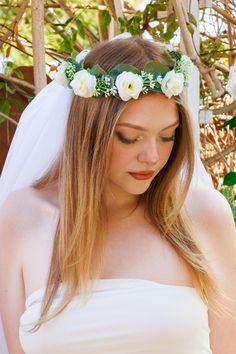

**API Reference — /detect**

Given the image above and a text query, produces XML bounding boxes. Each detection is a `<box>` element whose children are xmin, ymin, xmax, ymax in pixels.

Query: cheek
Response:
<box><xmin>109</xmin><ymin>143</ymin><xmax>134</xmax><ymax>172</ymax></box>
<box><xmin>159</xmin><ymin>143</ymin><xmax>175</xmax><ymax>162</ymax></box>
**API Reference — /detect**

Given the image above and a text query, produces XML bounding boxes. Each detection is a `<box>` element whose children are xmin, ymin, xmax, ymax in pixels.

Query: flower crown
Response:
<box><xmin>53</xmin><ymin>47</ymin><xmax>193</xmax><ymax>101</ymax></box>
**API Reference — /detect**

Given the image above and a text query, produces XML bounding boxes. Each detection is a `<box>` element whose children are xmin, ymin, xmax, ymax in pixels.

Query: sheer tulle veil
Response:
<box><xmin>0</xmin><ymin>33</ymin><xmax>213</xmax><ymax>354</ymax></box>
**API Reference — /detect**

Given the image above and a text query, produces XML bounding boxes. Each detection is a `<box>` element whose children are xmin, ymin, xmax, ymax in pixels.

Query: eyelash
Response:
<box><xmin>115</xmin><ymin>131</ymin><xmax>140</xmax><ymax>144</ymax></box>
<box><xmin>115</xmin><ymin>131</ymin><xmax>175</xmax><ymax>145</ymax></box>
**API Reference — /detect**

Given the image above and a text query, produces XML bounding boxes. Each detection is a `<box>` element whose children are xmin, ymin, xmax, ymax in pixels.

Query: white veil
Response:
<box><xmin>0</xmin><ymin>35</ymin><xmax>213</xmax><ymax>354</ymax></box>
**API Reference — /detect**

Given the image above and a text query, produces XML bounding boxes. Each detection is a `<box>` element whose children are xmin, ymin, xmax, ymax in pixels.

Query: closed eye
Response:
<box><xmin>161</xmin><ymin>135</ymin><xmax>175</xmax><ymax>142</ymax></box>
<box><xmin>115</xmin><ymin>131</ymin><xmax>142</xmax><ymax>144</ymax></box>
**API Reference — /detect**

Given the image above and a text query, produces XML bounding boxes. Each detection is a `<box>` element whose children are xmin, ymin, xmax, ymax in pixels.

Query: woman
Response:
<box><xmin>0</xmin><ymin>36</ymin><xmax>235</xmax><ymax>354</ymax></box>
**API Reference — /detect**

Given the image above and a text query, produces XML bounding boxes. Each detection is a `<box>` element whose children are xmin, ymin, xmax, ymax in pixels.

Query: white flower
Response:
<box><xmin>226</xmin><ymin>62</ymin><xmax>236</xmax><ymax>100</ymax></box>
<box><xmin>75</xmin><ymin>49</ymin><xmax>90</xmax><ymax>64</ymax></box>
<box><xmin>53</xmin><ymin>64</ymin><xmax>70</xmax><ymax>87</ymax></box>
<box><xmin>115</xmin><ymin>71</ymin><xmax>143</xmax><ymax>101</ymax></box>
<box><xmin>0</xmin><ymin>55</ymin><xmax>13</xmax><ymax>74</ymax></box>
<box><xmin>161</xmin><ymin>70</ymin><xmax>184</xmax><ymax>98</ymax></box>
<box><xmin>181</xmin><ymin>54</ymin><xmax>193</xmax><ymax>82</ymax></box>
<box><xmin>70</xmin><ymin>69</ymin><xmax>97</xmax><ymax>97</ymax></box>
<box><xmin>182</xmin><ymin>54</ymin><xmax>193</xmax><ymax>69</ymax></box>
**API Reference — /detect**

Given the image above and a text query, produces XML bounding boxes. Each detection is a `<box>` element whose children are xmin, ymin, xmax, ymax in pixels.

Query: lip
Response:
<box><xmin>128</xmin><ymin>171</ymin><xmax>155</xmax><ymax>180</ymax></box>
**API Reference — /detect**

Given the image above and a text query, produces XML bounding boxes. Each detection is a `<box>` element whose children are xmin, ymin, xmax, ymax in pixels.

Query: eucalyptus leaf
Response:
<box><xmin>109</xmin><ymin>64</ymin><xmax>140</xmax><ymax>77</ymax></box>
<box><xmin>90</xmin><ymin>64</ymin><xmax>106</xmax><ymax>77</ymax></box>
<box><xmin>144</xmin><ymin>61</ymin><xmax>169</xmax><ymax>75</ymax></box>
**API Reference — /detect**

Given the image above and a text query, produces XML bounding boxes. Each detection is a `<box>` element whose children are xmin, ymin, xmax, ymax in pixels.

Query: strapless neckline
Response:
<box><xmin>25</xmin><ymin>277</ymin><xmax>197</xmax><ymax>307</ymax></box>
<box><xmin>20</xmin><ymin>277</ymin><xmax>211</xmax><ymax>354</ymax></box>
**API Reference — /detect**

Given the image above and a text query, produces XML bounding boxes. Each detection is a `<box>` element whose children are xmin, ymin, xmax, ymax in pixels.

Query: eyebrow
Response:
<box><xmin>116</xmin><ymin>121</ymin><xmax>179</xmax><ymax>132</ymax></box>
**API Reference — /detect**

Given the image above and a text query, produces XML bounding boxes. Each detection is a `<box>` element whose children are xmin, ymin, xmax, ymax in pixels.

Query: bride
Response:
<box><xmin>0</xmin><ymin>35</ymin><xmax>235</xmax><ymax>354</ymax></box>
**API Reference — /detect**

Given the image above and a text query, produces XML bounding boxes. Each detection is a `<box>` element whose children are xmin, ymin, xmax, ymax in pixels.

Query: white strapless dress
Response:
<box><xmin>19</xmin><ymin>278</ymin><xmax>212</xmax><ymax>354</ymax></box>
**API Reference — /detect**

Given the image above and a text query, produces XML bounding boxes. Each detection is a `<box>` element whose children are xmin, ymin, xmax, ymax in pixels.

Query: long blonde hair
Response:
<box><xmin>32</xmin><ymin>37</ymin><xmax>222</xmax><ymax>329</ymax></box>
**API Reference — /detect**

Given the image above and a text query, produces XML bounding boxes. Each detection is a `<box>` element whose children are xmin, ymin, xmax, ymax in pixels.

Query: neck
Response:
<box><xmin>104</xmin><ymin>185</ymin><xmax>140</xmax><ymax>219</ymax></box>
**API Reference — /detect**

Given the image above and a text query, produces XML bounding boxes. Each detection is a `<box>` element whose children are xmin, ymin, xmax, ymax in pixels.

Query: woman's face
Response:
<box><xmin>108</xmin><ymin>92</ymin><xmax>180</xmax><ymax>197</ymax></box>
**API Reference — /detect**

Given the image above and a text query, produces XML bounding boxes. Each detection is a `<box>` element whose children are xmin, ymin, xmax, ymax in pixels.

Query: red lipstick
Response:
<box><xmin>128</xmin><ymin>171</ymin><xmax>155</xmax><ymax>180</ymax></box>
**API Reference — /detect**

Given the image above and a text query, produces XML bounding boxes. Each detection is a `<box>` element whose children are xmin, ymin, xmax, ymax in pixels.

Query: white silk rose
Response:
<box><xmin>75</xmin><ymin>49</ymin><xmax>90</xmax><ymax>64</ymax></box>
<box><xmin>161</xmin><ymin>70</ymin><xmax>184</xmax><ymax>98</ymax></box>
<box><xmin>70</xmin><ymin>70</ymin><xmax>97</xmax><ymax>97</ymax></box>
<box><xmin>115</xmin><ymin>71</ymin><xmax>143</xmax><ymax>101</ymax></box>
<box><xmin>53</xmin><ymin>63</ymin><xmax>70</xmax><ymax>87</ymax></box>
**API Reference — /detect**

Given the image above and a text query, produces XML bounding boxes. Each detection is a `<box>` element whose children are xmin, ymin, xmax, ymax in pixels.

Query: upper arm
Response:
<box><xmin>185</xmin><ymin>186</ymin><xmax>236</xmax><ymax>354</ymax></box>
<box><xmin>0</xmin><ymin>193</ymin><xmax>26</xmax><ymax>354</ymax></box>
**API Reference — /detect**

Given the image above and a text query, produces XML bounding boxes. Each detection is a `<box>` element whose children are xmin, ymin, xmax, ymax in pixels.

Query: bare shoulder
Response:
<box><xmin>184</xmin><ymin>185</ymin><xmax>235</xmax><ymax>238</ymax></box>
<box><xmin>0</xmin><ymin>186</ymin><xmax>58</xmax><ymax>238</ymax></box>
<box><xmin>0</xmin><ymin>187</ymin><xmax>58</xmax><ymax>353</ymax></box>
<box><xmin>184</xmin><ymin>187</ymin><xmax>236</xmax><ymax>353</ymax></box>
<box><xmin>184</xmin><ymin>185</ymin><xmax>236</xmax><ymax>296</ymax></box>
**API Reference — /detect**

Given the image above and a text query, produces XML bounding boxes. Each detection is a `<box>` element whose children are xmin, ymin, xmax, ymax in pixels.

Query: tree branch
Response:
<box><xmin>56</xmin><ymin>0</ymin><xmax>99</xmax><ymax>46</ymax></box>
<box><xmin>203</xmin><ymin>143</ymin><xmax>236</xmax><ymax>166</ymax></box>
<box><xmin>0</xmin><ymin>112</ymin><xmax>18</xmax><ymax>125</ymax></box>
<box><xmin>171</xmin><ymin>0</ymin><xmax>224</xmax><ymax>99</ymax></box>
<box><xmin>212</xmin><ymin>3</ymin><xmax>236</xmax><ymax>26</ymax></box>
<box><xmin>0</xmin><ymin>73</ymin><xmax>34</xmax><ymax>91</ymax></box>
<box><xmin>0</xmin><ymin>0</ymin><xmax>29</xmax><ymax>48</ymax></box>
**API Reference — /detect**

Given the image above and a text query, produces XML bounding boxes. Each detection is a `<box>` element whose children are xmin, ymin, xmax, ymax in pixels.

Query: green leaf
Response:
<box><xmin>101</xmin><ymin>10</ymin><xmax>111</xmax><ymax>28</ymax></box>
<box><xmin>188</xmin><ymin>13</ymin><xmax>197</xmax><ymax>27</ymax></box>
<box><xmin>13</xmin><ymin>67</ymin><xmax>24</xmax><ymax>79</ymax></box>
<box><xmin>90</xmin><ymin>64</ymin><xmax>106</xmax><ymax>77</ymax></box>
<box><xmin>10</xmin><ymin>98</ymin><xmax>24</xmax><ymax>111</ymax></box>
<box><xmin>109</xmin><ymin>64</ymin><xmax>140</xmax><ymax>77</ymax></box>
<box><xmin>219</xmin><ymin>187</ymin><xmax>236</xmax><ymax>221</ymax></box>
<box><xmin>167</xmin><ymin>12</ymin><xmax>176</xmax><ymax>23</ymax></box>
<box><xmin>71</xmin><ymin>27</ymin><xmax>77</xmax><ymax>44</ymax></box>
<box><xmin>52</xmin><ymin>18</ymin><xmax>73</xmax><ymax>27</ymax></box>
<box><xmin>187</xmin><ymin>23</ymin><xmax>195</xmax><ymax>35</ymax></box>
<box><xmin>167</xmin><ymin>21</ymin><xmax>179</xmax><ymax>33</ymax></box>
<box><xmin>61</xmin><ymin>36</ymin><xmax>73</xmax><ymax>53</ymax></box>
<box><xmin>222</xmin><ymin>115</ymin><xmax>236</xmax><ymax>129</ymax></box>
<box><xmin>156</xmin><ymin>4</ymin><xmax>167</xmax><ymax>11</ymax></box>
<box><xmin>223</xmin><ymin>172</ymin><xmax>236</xmax><ymax>186</ymax></box>
<box><xmin>161</xmin><ymin>31</ymin><xmax>175</xmax><ymax>41</ymax></box>
<box><xmin>144</xmin><ymin>61</ymin><xmax>169</xmax><ymax>75</ymax></box>
<box><xmin>5</xmin><ymin>84</ymin><xmax>16</xmax><ymax>94</ymax></box>
<box><xmin>0</xmin><ymin>116</ymin><xmax>5</xmax><ymax>124</ymax></box>
<box><xmin>0</xmin><ymin>98</ymin><xmax>10</xmax><ymax>116</ymax></box>
<box><xmin>76</xmin><ymin>19</ymin><xmax>85</xmax><ymax>39</ymax></box>
<box><xmin>0</xmin><ymin>82</ymin><xmax>5</xmax><ymax>90</ymax></box>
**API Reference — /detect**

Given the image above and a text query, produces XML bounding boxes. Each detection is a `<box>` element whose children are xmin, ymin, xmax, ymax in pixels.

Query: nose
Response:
<box><xmin>137</xmin><ymin>140</ymin><xmax>160</xmax><ymax>166</ymax></box>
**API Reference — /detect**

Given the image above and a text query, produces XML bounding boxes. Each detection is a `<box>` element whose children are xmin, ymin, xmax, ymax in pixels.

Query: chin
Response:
<box><xmin>123</xmin><ymin>183</ymin><xmax>151</xmax><ymax>196</ymax></box>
